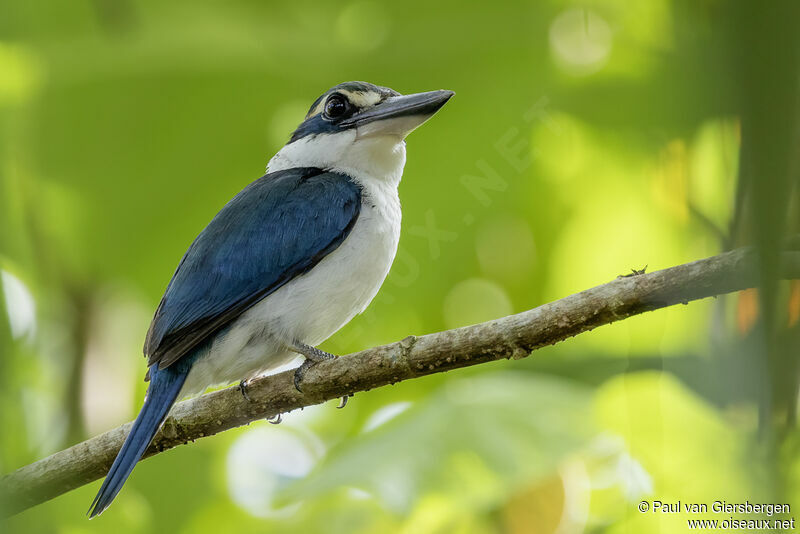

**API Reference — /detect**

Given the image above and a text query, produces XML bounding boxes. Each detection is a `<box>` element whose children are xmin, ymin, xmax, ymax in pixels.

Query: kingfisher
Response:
<box><xmin>87</xmin><ymin>81</ymin><xmax>453</xmax><ymax>517</ymax></box>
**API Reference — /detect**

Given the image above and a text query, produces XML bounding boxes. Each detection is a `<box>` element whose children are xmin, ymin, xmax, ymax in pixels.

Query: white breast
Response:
<box><xmin>248</xmin><ymin>176</ymin><xmax>401</xmax><ymax>345</ymax></box>
<box><xmin>181</xmin><ymin>175</ymin><xmax>402</xmax><ymax>396</ymax></box>
<box><xmin>181</xmin><ymin>128</ymin><xmax>408</xmax><ymax>396</ymax></box>
<box><xmin>267</xmin><ymin>178</ymin><xmax>401</xmax><ymax>344</ymax></box>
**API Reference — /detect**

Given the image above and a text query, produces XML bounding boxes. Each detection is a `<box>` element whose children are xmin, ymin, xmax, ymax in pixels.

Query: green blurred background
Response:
<box><xmin>1</xmin><ymin>0</ymin><xmax>799</xmax><ymax>532</ymax></box>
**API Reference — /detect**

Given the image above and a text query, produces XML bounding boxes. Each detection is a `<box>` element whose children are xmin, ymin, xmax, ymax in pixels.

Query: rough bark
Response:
<box><xmin>2</xmin><ymin>245</ymin><xmax>799</xmax><ymax>516</ymax></box>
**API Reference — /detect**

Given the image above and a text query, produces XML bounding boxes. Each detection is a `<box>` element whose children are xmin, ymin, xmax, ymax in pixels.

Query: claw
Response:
<box><xmin>239</xmin><ymin>379</ymin><xmax>252</xmax><ymax>402</ymax></box>
<box><xmin>290</xmin><ymin>341</ymin><xmax>339</xmax><ymax>393</ymax></box>
<box><xmin>293</xmin><ymin>358</ymin><xmax>315</xmax><ymax>393</ymax></box>
<box><xmin>337</xmin><ymin>395</ymin><xmax>349</xmax><ymax>409</ymax></box>
<box><xmin>267</xmin><ymin>413</ymin><xmax>282</xmax><ymax>425</ymax></box>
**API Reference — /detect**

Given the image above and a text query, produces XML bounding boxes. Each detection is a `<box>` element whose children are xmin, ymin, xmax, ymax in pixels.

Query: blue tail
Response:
<box><xmin>88</xmin><ymin>364</ymin><xmax>188</xmax><ymax>518</ymax></box>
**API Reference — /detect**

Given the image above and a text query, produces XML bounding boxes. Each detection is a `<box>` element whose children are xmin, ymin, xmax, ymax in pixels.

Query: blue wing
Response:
<box><xmin>144</xmin><ymin>167</ymin><xmax>362</xmax><ymax>370</ymax></box>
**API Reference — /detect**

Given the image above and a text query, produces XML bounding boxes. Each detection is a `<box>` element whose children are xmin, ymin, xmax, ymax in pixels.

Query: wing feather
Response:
<box><xmin>144</xmin><ymin>167</ymin><xmax>361</xmax><ymax>370</ymax></box>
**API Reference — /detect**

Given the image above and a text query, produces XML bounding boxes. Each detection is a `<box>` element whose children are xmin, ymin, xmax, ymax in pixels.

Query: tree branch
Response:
<box><xmin>2</xmin><ymin>245</ymin><xmax>799</xmax><ymax>516</ymax></box>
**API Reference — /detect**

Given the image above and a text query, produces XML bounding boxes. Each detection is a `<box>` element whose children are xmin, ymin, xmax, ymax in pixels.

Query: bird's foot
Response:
<box><xmin>293</xmin><ymin>357</ymin><xmax>318</xmax><ymax>392</ymax></box>
<box><xmin>239</xmin><ymin>379</ymin><xmax>252</xmax><ymax>402</ymax></box>
<box><xmin>242</xmin><ymin>378</ymin><xmax>284</xmax><ymax>424</ymax></box>
<box><xmin>290</xmin><ymin>340</ymin><xmax>347</xmax><ymax>406</ymax></box>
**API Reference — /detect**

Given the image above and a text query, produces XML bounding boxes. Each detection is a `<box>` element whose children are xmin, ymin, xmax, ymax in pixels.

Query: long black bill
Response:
<box><xmin>340</xmin><ymin>89</ymin><xmax>455</xmax><ymax>128</ymax></box>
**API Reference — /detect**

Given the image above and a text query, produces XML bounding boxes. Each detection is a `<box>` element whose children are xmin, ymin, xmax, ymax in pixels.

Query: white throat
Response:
<box><xmin>267</xmin><ymin>130</ymin><xmax>407</xmax><ymax>188</ymax></box>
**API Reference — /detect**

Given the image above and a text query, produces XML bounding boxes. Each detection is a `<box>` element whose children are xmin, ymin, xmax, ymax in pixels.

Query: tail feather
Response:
<box><xmin>88</xmin><ymin>364</ymin><xmax>188</xmax><ymax>518</ymax></box>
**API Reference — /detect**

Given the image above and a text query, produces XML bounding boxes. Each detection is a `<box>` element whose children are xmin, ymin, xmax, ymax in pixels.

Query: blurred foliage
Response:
<box><xmin>1</xmin><ymin>0</ymin><xmax>799</xmax><ymax>532</ymax></box>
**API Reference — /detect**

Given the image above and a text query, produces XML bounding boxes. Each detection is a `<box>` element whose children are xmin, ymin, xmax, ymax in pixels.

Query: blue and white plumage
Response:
<box><xmin>89</xmin><ymin>81</ymin><xmax>453</xmax><ymax>517</ymax></box>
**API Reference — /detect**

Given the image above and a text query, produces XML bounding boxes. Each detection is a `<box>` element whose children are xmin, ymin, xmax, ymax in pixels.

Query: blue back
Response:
<box><xmin>144</xmin><ymin>167</ymin><xmax>362</xmax><ymax>370</ymax></box>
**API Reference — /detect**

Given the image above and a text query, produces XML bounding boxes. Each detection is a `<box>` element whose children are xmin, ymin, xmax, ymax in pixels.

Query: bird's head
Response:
<box><xmin>267</xmin><ymin>81</ymin><xmax>454</xmax><ymax>186</ymax></box>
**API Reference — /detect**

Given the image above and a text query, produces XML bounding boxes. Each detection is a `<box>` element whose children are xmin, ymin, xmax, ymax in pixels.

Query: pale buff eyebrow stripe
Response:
<box><xmin>308</xmin><ymin>100</ymin><xmax>325</xmax><ymax>118</ymax></box>
<box><xmin>306</xmin><ymin>90</ymin><xmax>384</xmax><ymax>118</ymax></box>
<box><xmin>343</xmin><ymin>90</ymin><xmax>382</xmax><ymax>108</ymax></box>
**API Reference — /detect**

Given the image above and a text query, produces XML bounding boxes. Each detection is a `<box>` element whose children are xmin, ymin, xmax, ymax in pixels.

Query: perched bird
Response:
<box><xmin>88</xmin><ymin>81</ymin><xmax>453</xmax><ymax>517</ymax></box>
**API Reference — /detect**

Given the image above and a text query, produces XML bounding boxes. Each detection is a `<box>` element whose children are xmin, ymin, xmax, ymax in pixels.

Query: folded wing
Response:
<box><xmin>144</xmin><ymin>167</ymin><xmax>362</xmax><ymax>370</ymax></box>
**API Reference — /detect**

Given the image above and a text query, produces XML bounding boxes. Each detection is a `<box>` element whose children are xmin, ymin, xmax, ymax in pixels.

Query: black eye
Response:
<box><xmin>324</xmin><ymin>95</ymin><xmax>348</xmax><ymax>120</ymax></box>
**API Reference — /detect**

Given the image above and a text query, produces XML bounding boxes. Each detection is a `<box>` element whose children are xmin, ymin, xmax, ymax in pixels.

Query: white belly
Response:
<box><xmin>181</xmin><ymin>180</ymin><xmax>401</xmax><ymax>396</ymax></box>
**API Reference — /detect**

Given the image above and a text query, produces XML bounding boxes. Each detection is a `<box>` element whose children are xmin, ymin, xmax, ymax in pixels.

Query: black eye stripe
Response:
<box><xmin>291</xmin><ymin>84</ymin><xmax>396</xmax><ymax>143</ymax></box>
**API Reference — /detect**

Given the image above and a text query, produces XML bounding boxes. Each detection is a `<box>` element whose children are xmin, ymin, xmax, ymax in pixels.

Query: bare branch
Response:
<box><xmin>2</xmin><ymin>245</ymin><xmax>799</xmax><ymax>516</ymax></box>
